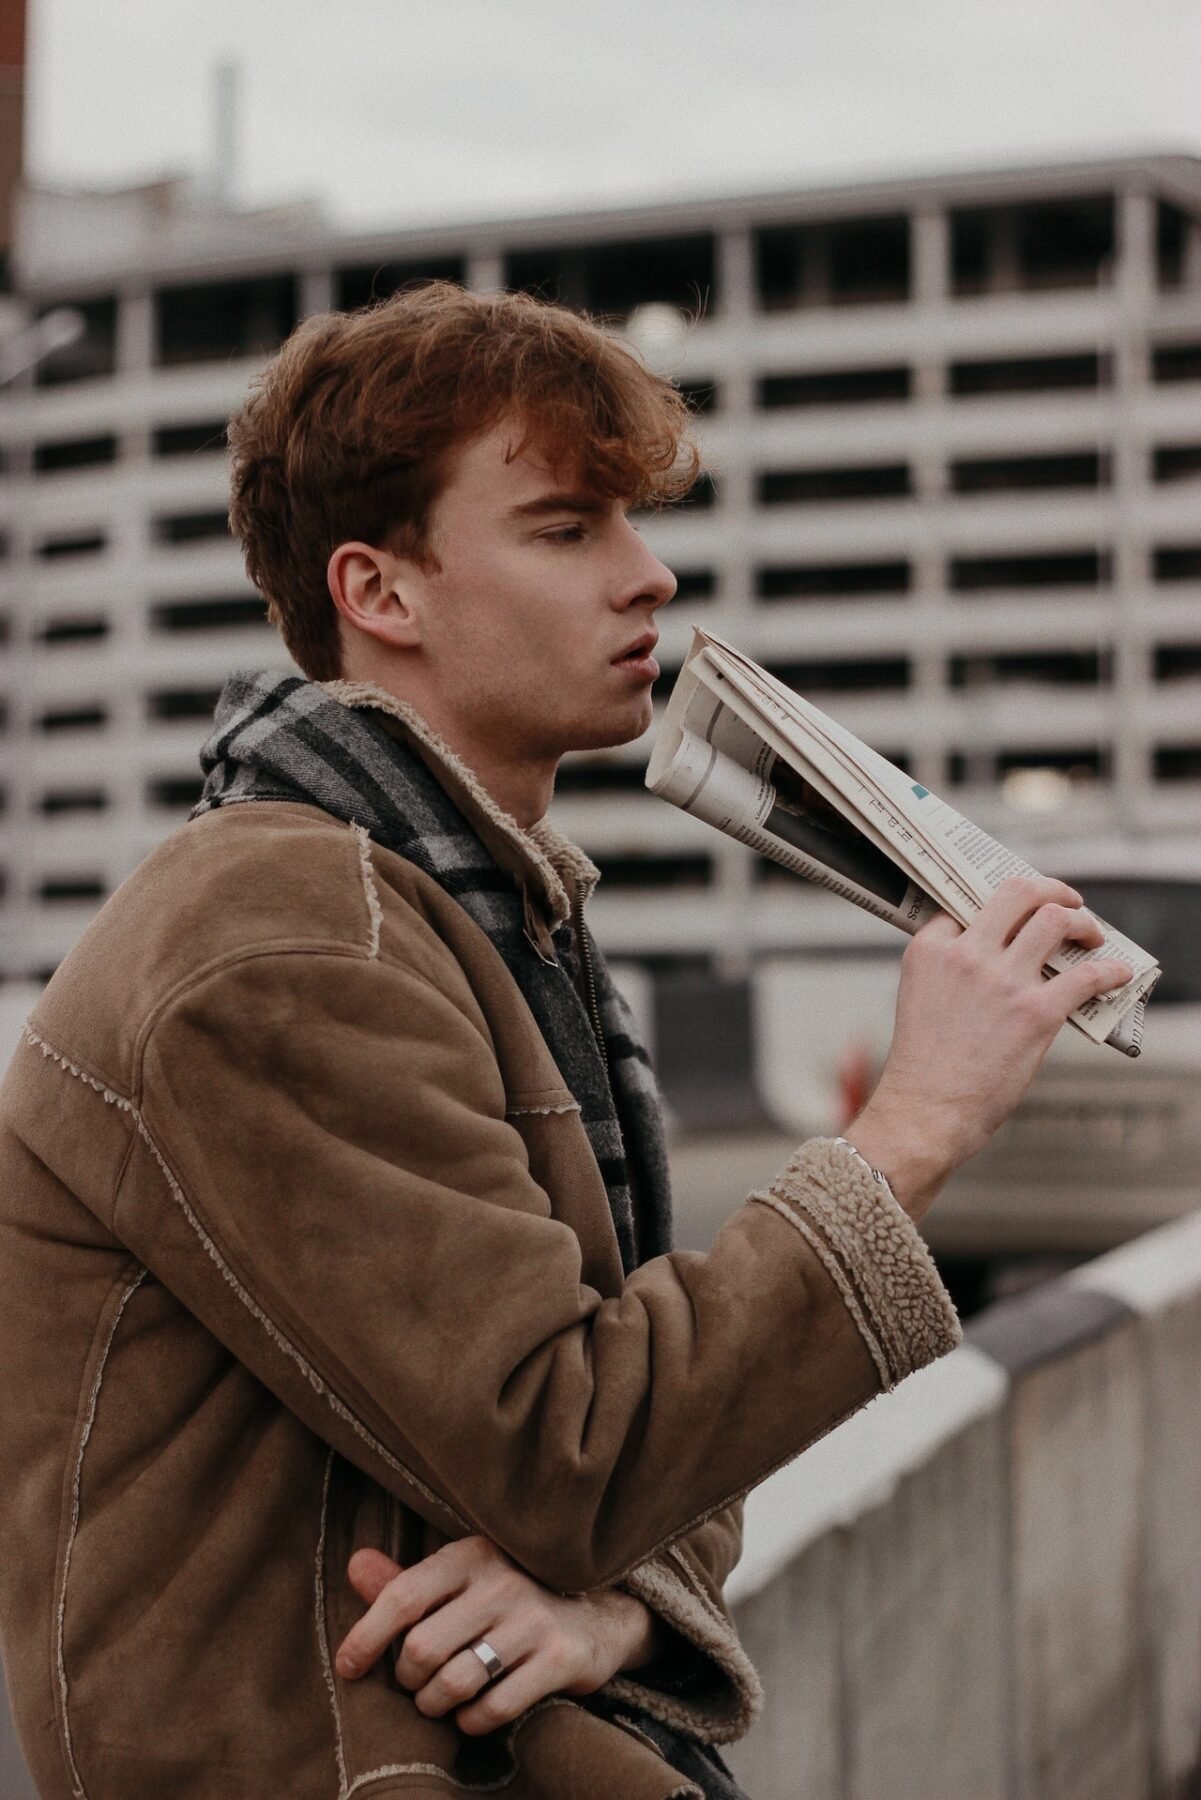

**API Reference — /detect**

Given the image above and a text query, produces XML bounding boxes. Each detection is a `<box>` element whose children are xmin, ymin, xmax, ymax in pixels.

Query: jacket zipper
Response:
<box><xmin>571</xmin><ymin>880</ymin><xmax>609</xmax><ymax>1076</ymax></box>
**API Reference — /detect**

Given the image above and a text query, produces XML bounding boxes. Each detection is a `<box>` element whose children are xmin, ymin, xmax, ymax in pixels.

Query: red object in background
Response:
<box><xmin>837</xmin><ymin>1039</ymin><xmax>875</xmax><ymax>1129</ymax></box>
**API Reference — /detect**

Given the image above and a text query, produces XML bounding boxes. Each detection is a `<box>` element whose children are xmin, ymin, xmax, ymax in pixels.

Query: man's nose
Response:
<box><xmin>621</xmin><ymin>532</ymin><xmax>677</xmax><ymax>610</ymax></box>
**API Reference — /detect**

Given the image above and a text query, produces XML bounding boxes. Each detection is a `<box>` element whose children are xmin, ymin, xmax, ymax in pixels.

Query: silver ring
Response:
<box><xmin>469</xmin><ymin>1638</ymin><xmax>505</xmax><ymax>1683</ymax></box>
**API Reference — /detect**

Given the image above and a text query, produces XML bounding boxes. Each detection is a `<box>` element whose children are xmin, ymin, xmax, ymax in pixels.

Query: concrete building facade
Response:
<box><xmin>1</xmin><ymin>151</ymin><xmax>1200</xmax><ymax>983</ymax></box>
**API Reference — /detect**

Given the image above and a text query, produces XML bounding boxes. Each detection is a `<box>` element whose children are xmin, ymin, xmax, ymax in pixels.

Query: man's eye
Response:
<box><xmin>544</xmin><ymin>524</ymin><xmax>587</xmax><ymax>543</ymax></box>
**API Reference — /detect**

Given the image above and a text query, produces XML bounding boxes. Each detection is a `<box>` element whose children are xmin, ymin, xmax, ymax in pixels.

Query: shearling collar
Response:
<box><xmin>319</xmin><ymin>679</ymin><xmax>600</xmax><ymax>939</ymax></box>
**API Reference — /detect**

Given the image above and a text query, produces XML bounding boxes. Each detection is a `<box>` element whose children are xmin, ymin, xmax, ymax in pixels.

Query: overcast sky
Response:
<box><xmin>25</xmin><ymin>0</ymin><xmax>1201</xmax><ymax>231</ymax></box>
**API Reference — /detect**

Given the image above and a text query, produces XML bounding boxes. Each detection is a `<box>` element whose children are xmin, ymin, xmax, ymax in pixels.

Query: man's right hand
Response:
<box><xmin>844</xmin><ymin>875</ymin><xmax>1133</xmax><ymax>1221</ymax></box>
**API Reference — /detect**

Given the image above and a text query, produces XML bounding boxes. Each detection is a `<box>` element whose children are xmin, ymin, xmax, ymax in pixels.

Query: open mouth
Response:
<box><xmin>613</xmin><ymin>635</ymin><xmax>660</xmax><ymax>677</ymax></box>
<box><xmin>613</xmin><ymin>646</ymin><xmax>660</xmax><ymax>679</ymax></box>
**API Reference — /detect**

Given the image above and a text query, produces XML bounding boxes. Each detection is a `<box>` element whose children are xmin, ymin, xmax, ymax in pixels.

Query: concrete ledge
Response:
<box><xmin>728</xmin><ymin>1211</ymin><xmax>1201</xmax><ymax>1800</ymax></box>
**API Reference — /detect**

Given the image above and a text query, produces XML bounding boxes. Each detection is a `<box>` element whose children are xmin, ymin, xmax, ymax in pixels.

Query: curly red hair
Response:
<box><xmin>227</xmin><ymin>282</ymin><xmax>699</xmax><ymax>679</ymax></box>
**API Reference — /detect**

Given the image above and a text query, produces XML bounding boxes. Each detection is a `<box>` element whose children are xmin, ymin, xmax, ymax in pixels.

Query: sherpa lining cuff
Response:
<box><xmin>752</xmin><ymin>1136</ymin><xmax>962</xmax><ymax>1390</ymax></box>
<box><xmin>602</xmin><ymin>1548</ymin><xmax>763</xmax><ymax>1746</ymax></box>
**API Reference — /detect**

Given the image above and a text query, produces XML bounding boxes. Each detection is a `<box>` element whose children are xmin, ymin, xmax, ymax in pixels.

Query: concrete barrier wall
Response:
<box><xmin>726</xmin><ymin>1210</ymin><xmax>1201</xmax><ymax>1800</ymax></box>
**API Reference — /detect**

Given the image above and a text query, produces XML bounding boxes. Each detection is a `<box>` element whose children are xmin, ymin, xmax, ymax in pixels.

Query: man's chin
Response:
<box><xmin>563</xmin><ymin>703</ymin><xmax>654</xmax><ymax>756</ymax></box>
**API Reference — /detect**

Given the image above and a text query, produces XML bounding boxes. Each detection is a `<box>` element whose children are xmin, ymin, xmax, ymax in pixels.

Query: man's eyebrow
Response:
<box><xmin>508</xmin><ymin>491</ymin><xmax>609</xmax><ymax>518</ymax></box>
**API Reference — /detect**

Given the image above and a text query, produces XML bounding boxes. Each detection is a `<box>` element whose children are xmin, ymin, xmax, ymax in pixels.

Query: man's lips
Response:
<box><xmin>612</xmin><ymin>635</ymin><xmax>660</xmax><ymax>679</ymax></box>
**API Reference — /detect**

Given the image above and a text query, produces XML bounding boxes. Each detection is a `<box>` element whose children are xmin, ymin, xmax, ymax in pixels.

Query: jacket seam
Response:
<box><xmin>505</xmin><ymin>1100</ymin><xmax>581</xmax><ymax>1118</ymax></box>
<box><xmin>750</xmin><ymin>1192</ymin><xmax>894</xmax><ymax>1389</ymax></box>
<box><xmin>24</xmin><ymin>1021</ymin><xmax>473</xmax><ymax>1538</ymax></box>
<box><xmin>128</xmin><ymin>935</ymin><xmax>499</xmax><ymax>1092</ymax></box>
<box><xmin>55</xmin><ymin>1265</ymin><xmax>147</xmax><ymax>1800</ymax></box>
<box><xmin>349</xmin><ymin>821</ymin><xmax>383</xmax><ymax>959</ymax></box>
<box><xmin>314</xmin><ymin>1450</ymin><xmax>350</xmax><ymax>1799</ymax></box>
<box><xmin>130</xmin><ymin>938</ymin><xmax>377</xmax><ymax>1071</ymax></box>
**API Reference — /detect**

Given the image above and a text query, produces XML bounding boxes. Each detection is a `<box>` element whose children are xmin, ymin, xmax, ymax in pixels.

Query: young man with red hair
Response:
<box><xmin>0</xmin><ymin>284</ymin><xmax>1129</xmax><ymax>1799</ymax></box>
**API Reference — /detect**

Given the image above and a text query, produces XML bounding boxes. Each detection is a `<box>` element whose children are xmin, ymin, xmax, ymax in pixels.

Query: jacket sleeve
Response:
<box><xmin>97</xmin><ymin>939</ymin><xmax>959</xmax><ymax>1594</ymax></box>
<box><xmin>605</xmin><ymin>1504</ymin><xmax>762</xmax><ymax>1745</ymax></box>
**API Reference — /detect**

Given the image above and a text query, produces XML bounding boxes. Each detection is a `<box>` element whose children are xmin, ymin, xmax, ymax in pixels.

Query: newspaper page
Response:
<box><xmin>646</xmin><ymin>629</ymin><xmax>1160</xmax><ymax>1057</ymax></box>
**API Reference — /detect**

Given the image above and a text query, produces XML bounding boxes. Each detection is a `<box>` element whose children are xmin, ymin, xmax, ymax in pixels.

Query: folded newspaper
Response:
<box><xmin>645</xmin><ymin>628</ymin><xmax>1160</xmax><ymax>1058</ymax></box>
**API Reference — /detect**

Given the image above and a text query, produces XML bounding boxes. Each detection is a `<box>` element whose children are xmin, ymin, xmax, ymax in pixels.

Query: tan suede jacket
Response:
<box><xmin>0</xmin><ymin>718</ymin><xmax>961</xmax><ymax>1800</ymax></box>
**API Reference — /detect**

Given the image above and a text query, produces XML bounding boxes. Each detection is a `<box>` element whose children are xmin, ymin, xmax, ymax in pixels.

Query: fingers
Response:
<box><xmin>347</xmin><ymin>1548</ymin><xmax>403</xmax><ymax>1606</ymax></box>
<box><xmin>393</xmin><ymin>1591</ymin><xmax>503</xmax><ymax>1694</ymax></box>
<box><xmin>454</xmin><ymin>1648</ymin><xmax>569</xmax><ymax>1737</ymax></box>
<box><xmin>411</xmin><ymin>1639</ymin><xmax>506</xmax><ymax>1720</ymax></box>
<box><xmin>337</xmin><ymin>1546</ymin><xmax>467</xmax><ymax>1679</ymax></box>
<box><xmin>1006</xmin><ymin>901</ymin><xmax>1105</xmax><ymax>978</ymax></box>
<box><xmin>1047</xmin><ymin>955</ymin><xmax>1133</xmax><ymax>1018</ymax></box>
<box><xmin>967</xmin><ymin>875</ymin><xmax>1084</xmax><ymax>953</ymax></box>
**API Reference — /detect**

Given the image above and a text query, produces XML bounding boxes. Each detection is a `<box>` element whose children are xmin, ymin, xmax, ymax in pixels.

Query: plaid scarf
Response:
<box><xmin>191</xmin><ymin>670</ymin><xmax>673</xmax><ymax>1276</ymax></box>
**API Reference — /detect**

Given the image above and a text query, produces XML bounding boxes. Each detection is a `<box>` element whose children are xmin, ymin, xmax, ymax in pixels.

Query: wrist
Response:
<box><xmin>842</xmin><ymin>1101</ymin><xmax>955</xmax><ymax>1222</ymax></box>
<box><xmin>608</xmin><ymin>1593</ymin><xmax>661</xmax><ymax>1672</ymax></box>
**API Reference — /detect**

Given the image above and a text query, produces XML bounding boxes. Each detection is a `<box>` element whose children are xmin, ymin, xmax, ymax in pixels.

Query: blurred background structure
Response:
<box><xmin>1</xmin><ymin>3</ymin><xmax>1201</xmax><ymax>1796</ymax></box>
<box><xmin>2</xmin><ymin>118</ymin><xmax>1200</xmax><ymax>1290</ymax></box>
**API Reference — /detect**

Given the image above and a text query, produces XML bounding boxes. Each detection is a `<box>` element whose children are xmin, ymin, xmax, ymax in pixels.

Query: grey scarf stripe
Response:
<box><xmin>191</xmin><ymin>671</ymin><xmax>674</xmax><ymax>1276</ymax></box>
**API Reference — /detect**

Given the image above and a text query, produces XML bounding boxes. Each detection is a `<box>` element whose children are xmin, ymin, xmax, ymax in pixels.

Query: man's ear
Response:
<box><xmin>327</xmin><ymin>541</ymin><xmax>424</xmax><ymax>650</ymax></box>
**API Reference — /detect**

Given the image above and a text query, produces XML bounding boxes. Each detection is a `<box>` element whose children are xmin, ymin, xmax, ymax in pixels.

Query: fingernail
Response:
<box><xmin>337</xmin><ymin>1655</ymin><xmax>360</xmax><ymax>1678</ymax></box>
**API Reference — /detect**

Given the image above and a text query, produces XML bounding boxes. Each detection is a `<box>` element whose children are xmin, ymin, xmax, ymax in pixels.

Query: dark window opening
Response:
<box><xmin>555</xmin><ymin>759</ymin><xmax>650</xmax><ymax>795</ymax></box>
<box><xmin>35</xmin><ymin>297</ymin><xmax>117</xmax><ymax>386</ymax></box>
<box><xmin>1153</xmin><ymin>445</ymin><xmax>1201</xmax><ymax>483</ymax></box>
<box><xmin>951</xmin><ymin>197</ymin><xmax>1114</xmax><ymax>296</ymax></box>
<box><xmin>39</xmin><ymin>789</ymin><xmax>108</xmax><ymax>815</ymax></box>
<box><xmin>768</xmin><ymin>657</ymin><xmax>910</xmax><ymax>694</ymax></box>
<box><xmin>1158</xmin><ymin>203</ymin><xmax>1191</xmax><ymax>290</ymax></box>
<box><xmin>38</xmin><ymin>877</ymin><xmax>106</xmax><ymax>902</ymax></box>
<box><xmin>151</xmin><ymin>596</ymin><xmax>269</xmax><ymax>632</ymax></box>
<box><xmin>334</xmin><ymin>259</ymin><xmax>466</xmax><ymax>311</ymax></box>
<box><xmin>1152</xmin><ymin>343</ymin><xmax>1201</xmax><ymax>384</ymax></box>
<box><xmin>950</xmin><ymin>451</ymin><xmax>1106</xmax><ymax>494</ymax></box>
<box><xmin>38</xmin><ymin>705</ymin><xmax>107</xmax><ymax>733</ymax></box>
<box><xmin>996</xmin><ymin>746</ymin><xmax>1109</xmax><ymax>779</ymax></box>
<box><xmin>653</xmin><ymin>969</ymin><xmax>766</xmax><ymax>1132</ymax></box>
<box><xmin>678</xmin><ymin>378</ymin><xmax>719</xmax><ymax>415</ymax></box>
<box><xmin>37</xmin><ymin>531</ymin><xmax>106</xmax><ymax>560</ymax></box>
<box><xmin>949</xmin><ymin>650</ymin><xmax>1106</xmax><ymax>688</ymax></box>
<box><xmin>155</xmin><ymin>275</ymin><xmax>297</xmax><ymax>367</ymax></box>
<box><xmin>758</xmin><ymin>464</ymin><xmax>911</xmax><ymax>505</ymax></box>
<box><xmin>147</xmin><ymin>775</ymin><xmax>205</xmax><ymax>810</ymax></box>
<box><xmin>949</xmin><ymin>353</ymin><xmax>1104</xmax><ymax>397</ymax></box>
<box><xmin>152</xmin><ymin>421</ymin><xmax>229</xmax><ymax>457</ymax></box>
<box><xmin>950</xmin><ymin>550</ymin><xmax>1109</xmax><ymax>592</ymax></box>
<box><xmin>34</xmin><ymin>435</ymin><xmax>118</xmax><ymax>474</ymax></box>
<box><xmin>38</xmin><ymin>617</ymin><xmax>110</xmax><ymax>645</ymax></box>
<box><xmin>1155</xmin><ymin>745</ymin><xmax>1201</xmax><ymax>782</ymax></box>
<box><xmin>591</xmin><ymin>852</ymin><xmax>714</xmax><ymax>889</ymax></box>
<box><xmin>672</xmin><ymin>569</ymin><xmax>717</xmax><ymax>601</ymax></box>
<box><xmin>505</xmin><ymin>235</ymin><xmax>715</xmax><ymax>320</ymax></box>
<box><xmin>757</xmin><ymin>366</ymin><xmax>912</xmax><ymax>408</ymax></box>
<box><xmin>147</xmin><ymin>688</ymin><xmax>223</xmax><ymax>722</ymax></box>
<box><xmin>1154</xmin><ymin>644</ymin><xmax>1201</xmax><ymax>681</ymax></box>
<box><xmin>756</xmin><ymin>215</ymin><xmax>910</xmax><ymax>311</ymax></box>
<box><xmin>1154</xmin><ymin>546</ymin><xmax>1201</xmax><ymax>583</ymax></box>
<box><xmin>757</xmin><ymin>560</ymin><xmax>911</xmax><ymax>600</ymax></box>
<box><xmin>153</xmin><ymin>510</ymin><xmax>230</xmax><ymax>545</ymax></box>
<box><xmin>660</xmin><ymin>472</ymin><xmax>716</xmax><ymax>511</ymax></box>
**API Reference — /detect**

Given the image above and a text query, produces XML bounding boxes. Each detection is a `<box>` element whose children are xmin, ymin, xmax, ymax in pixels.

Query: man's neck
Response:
<box><xmin>420</xmin><ymin>720</ymin><xmax>556</xmax><ymax>830</ymax></box>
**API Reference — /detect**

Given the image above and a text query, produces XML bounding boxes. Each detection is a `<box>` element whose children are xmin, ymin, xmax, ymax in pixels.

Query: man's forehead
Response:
<box><xmin>446</xmin><ymin>417</ymin><xmax>605</xmax><ymax>507</ymax></box>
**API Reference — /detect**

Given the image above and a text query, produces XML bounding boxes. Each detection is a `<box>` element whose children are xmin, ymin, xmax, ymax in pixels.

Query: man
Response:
<box><xmin>0</xmin><ymin>283</ymin><xmax>1129</xmax><ymax>1799</ymax></box>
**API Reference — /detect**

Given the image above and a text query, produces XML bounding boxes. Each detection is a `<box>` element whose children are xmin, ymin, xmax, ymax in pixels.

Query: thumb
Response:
<box><xmin>347</xmin><ymin>1547</ymin><xmax>404</xmax><ymax>1604</ymax></box>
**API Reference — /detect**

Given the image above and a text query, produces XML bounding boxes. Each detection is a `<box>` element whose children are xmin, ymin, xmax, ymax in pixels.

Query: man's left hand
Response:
<box><xmin>335</xmin><ymin>1535</ymin><xmax>660</xmax><ymax>1735</ymax></box>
